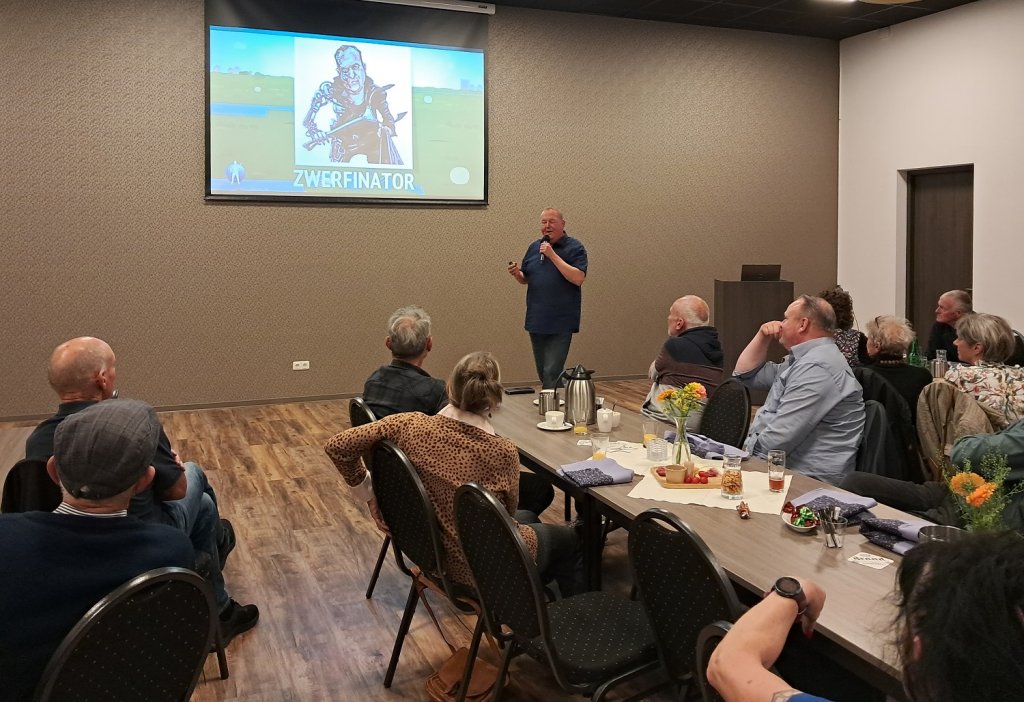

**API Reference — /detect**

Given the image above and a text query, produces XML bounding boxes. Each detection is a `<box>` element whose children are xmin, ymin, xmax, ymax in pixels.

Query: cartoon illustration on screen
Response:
<box><xmin>301</xmin><ymin>45</ymin><xmax>406</xmax><ymax>165</ymax></box>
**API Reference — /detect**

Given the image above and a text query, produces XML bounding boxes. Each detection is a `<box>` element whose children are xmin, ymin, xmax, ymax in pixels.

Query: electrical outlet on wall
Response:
<box><xmin>292</xmin><ymin>360</ymin><xmax>310</xmax><ymax>371</ymax></box>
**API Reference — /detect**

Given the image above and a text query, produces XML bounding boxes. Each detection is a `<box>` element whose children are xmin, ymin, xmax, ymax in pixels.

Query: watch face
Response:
<box><xmin>775</xmin><ymin>576</ymin><xmax>802</xmax><ymax>598</ymax></box>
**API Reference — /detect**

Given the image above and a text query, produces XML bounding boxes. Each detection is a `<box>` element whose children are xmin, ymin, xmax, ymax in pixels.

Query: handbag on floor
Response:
<box><xmin>425</xmin><ymin>645</ymin><xmax>500</xmax><ymax>702</ymax></box>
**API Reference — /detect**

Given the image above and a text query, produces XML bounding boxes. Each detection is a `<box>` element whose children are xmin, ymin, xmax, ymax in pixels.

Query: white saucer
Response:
<box><xmin>537</xmin><ymin>421</ymin><xmax>572</xmax><ymax>432</ymax></box>
<box><xmin>781</xmin><ymin>512</ymin><xmax>817</xmax><ymax>533</ymax></box>
<box><xmin>532</xmin><ymin>398</ymin><xmax>565</xmax><ymax>406</ymax></box>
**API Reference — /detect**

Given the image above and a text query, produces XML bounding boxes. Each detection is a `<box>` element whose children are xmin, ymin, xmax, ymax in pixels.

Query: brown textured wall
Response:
<box><xmin>0</xmin><ymin>0</ymin><xmax>839</xmax><ymax>419</ymax></box>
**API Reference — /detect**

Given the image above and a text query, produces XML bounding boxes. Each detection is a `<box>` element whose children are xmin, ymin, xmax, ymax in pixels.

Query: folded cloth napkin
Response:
<box><xmin>558</xmin><ymin>457</ymin><xmax>634</xmax><ymax>487</ymax></box>
<box><xmin>661</xmin><ymin>431</ymin><xmax>750</xmax><ymax>460</ymax></box>
<box><xmin>792</xmin><ymin>489</ymin><xmax>878</xmax><ymax>524</ymax></box>
<box><xmin>858</xmin><ymin>517</ymin><xmax>933</xmax><ymax>555</ymax></box>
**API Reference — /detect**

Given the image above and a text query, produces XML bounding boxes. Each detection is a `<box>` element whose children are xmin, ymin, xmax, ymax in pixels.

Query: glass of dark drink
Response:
<box><xmin>767</xmin><ymin>450</ymin><xmax>786</xmax><ymax>493</ymax></box>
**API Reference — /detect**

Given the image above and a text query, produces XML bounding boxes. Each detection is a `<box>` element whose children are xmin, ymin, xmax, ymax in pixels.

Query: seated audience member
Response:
<box><xmin>363</xmin><ymin>305</ymin><xmax>447</xmax><ymax>419</ymax></box>
<box><xmin>325</xmin><ymin>351</ymin><xmax>581</xmax><ymax>596</ymax></box>
<box><xmin>0</xmin><ymin>400</ymin><xmax>195</xmax><ymax>701</ymax></box>
<box><xmin>24</xmin><ymin>337</ymin><xmax>258</xmax><ymax>643</ymax></box>
<box><xmin>944</xmin><ymin>312</ymin><xmax>1024</xmax><ymax>428</ymax></box>
<box><xmin>842</xmin><ymin>418</ymin><xmax>1024</xmax><ymax>531</ymax></box>
<box><xmin>707</xmin><ymin>531</ymin><xmax>1024</xmax><ymax>702</ymax></box>
<box><xmin>864</xmin><ymin>315</ymin><xmax>933</xmax><ymax>422</ymax></box>
<box><xmin>818</xmin><ymin>285</ymin><xmax>869</xmax><ymax>367</ymax></box>
<box><xmin>734</xmin><ymin>296</ymin><xmax>865</xmax><ymax>485</ymax></box>
<box><xmin>363</xmin><ymin>307</ymin><xmax>552</xmax><ymax>516</ymax></box>
<box><xmin>928</xmin><ymin>289</ymin><xmax>972</xmax><ymax>362</ymax></box>
<box><xmin>642</xmin><ymin>295</ymin><xmax>724</xmax><ymax>427</ymax></box>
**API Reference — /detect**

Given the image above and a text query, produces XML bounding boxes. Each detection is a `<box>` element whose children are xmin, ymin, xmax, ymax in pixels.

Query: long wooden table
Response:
<box><xmin>491</xmin><ymin>392</ymin><xmax>917</xmax><ymax>700</ymax></box>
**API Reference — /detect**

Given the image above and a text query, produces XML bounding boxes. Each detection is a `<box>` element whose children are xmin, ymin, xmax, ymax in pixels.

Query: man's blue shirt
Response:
<box><xmin>519</xmin><ymin>234</ymin><xmax>588</xmax><ymax>334</ymax></box>
<box><xmin>736</xmin><ymin>337</ymin><xmax>865</xmax><ymax>485</ymax></box>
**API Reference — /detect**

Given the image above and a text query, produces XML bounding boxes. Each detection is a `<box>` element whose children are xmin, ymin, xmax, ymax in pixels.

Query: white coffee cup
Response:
<box><xmin>596</xmin><ymin>408</ymin><xmax>614</xmax><ymax>433</ymax></box>
<box><xmin>545</xmin><ymin>410</ymin><xmax>565</xmax><ymax>428</ymax></box>
<box><xmin>612</xmin><ymin>411</ymin><xmax>621</xmax><ymax>428</ymax></box>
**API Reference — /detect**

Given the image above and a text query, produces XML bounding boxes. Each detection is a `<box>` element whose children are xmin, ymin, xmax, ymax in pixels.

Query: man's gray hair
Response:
<box><xmin>387</xmin><ymin>306</ymin><xmax>432</xmax><ymax>359</ymax></box>
<box><xmin>942</xmin><ymin>290</ymin><xmax>973</xmax><ymax>315</ymax></box>
<box><xmin>797</xmin><ymin>295</ymin><xmax>836</xmax><ymax>333</ymax></box>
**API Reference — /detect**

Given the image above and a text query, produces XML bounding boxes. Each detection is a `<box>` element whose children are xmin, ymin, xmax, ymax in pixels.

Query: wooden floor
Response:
<box><xmin>1</xmin><ymin>381</ymin><xmax>680</xmax><ymax>701</ymax></box>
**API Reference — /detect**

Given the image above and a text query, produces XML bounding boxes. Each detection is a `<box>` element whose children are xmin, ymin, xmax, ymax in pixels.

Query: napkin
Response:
<box><xmin>558</xmin><ymin>457</ymin><xmax>634</xmax><ymax>487</ymax></box>
<box><xmin>858</xmin><ymin>517</ymin><xmax>933</xmax><ymax>555</ymax></box>
<box><xmin>792</xmin><ymin>489</ymin><xmax>877</xmax><ymax>524</ymax></box>
<box><xmin>662</xmin><ymin>430</ymin><xmax>749</xmax><ymax>460</ymax></box>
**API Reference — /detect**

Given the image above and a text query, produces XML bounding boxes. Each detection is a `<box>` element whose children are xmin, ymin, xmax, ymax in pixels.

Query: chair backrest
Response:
<box><xmin>349</xmin><ymin>397</ymin><xmax>376</xmax><ymax>427</ymax></box>
<box><xmin>629</xmin><ymin>509</ymin><xmax>743</xmax><ymax>684</ymax></box>
<box><xmin>2</xmin><ymin>458</ymin><xmax>61</xmax><ymax>513</ymax></box>
<box><xmin>854</xmin><ymin>367</ymin><xmax>921</xmax><ymax>481</ymax></box>
<box><xmin>454</xmin><ymin>483</ymin><xmax>548</xmax><ymax>643</ymax></box>
<box><xmin>349</xmin><ymin>398</ymin><xmax>378</xmax><ymax>469</ymax></box>
<box><xmin>695</xmin><ymin>620</ymin><xmax>733</xmax><ymax>702</ymax></box>
<box><xmin>1007</xmin><ymin>330</ymin><xmax>1024</xmax><ymax>367</ymax></box>
<box><xmin>699</xmin><ymin>379</ymin><xmax>751</xmax><ymax>448</ymax></box>
<box><xmin>370</xmin><ymin>440</ymin><xmax>458</xmax><ymax>595</ymax></box>
<box><xmin>34</xmin><ymin>567</ymin><xmax>215</xmax><ymax>702</ymax></box>
<box><xmin>856</xmin><ymin>400</ymin><xmax>894</xmax><ymax>476</ymax></box>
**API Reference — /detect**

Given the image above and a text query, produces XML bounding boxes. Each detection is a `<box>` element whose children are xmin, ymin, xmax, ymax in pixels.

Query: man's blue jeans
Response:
<box><xmin>161</xmin><ymin>463</ymin><xmax>229</xmax><ymax>611</ymax></box>
<box><xmin>529</xmin><ymin>332</ymin><xmax>573</xmax><ymax>389</ymax></box>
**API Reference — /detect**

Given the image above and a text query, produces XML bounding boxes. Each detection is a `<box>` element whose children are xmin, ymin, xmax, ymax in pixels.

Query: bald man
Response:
<box><xmin>928</xmin><ymin>289</ymin><xmax>972</xmax><ymax>362</ymax></box>
<box><xmin>642</xmin><ymin>295</ymin><xmax>725</xmax><ymax>425</ymax></box>
<box><xmin>508</xmin><ymin>207</ymin><xmax>588</xmax><ymax>389</ymax></box>
<box><xmin>25</xmin><ymin>337</ymin><xmax>259</xmax><ymax>645</ymax></box>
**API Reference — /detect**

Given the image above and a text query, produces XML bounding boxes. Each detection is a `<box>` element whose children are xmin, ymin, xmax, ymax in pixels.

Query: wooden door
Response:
<box><xmin>906</xmin><ymin>166</ymin><xmax>973</xmax><ymax>335</ymax></box>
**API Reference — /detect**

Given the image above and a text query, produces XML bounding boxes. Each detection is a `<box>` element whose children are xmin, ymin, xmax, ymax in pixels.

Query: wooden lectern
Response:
<box><xmin>713</xmin><ymin>279</ymin><xmax>794</xmax><ymax>404</ymax></box>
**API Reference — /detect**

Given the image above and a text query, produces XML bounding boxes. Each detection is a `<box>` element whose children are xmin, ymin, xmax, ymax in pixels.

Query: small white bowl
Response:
<box><xmin>781</xmin><ymin>512</ymin><xmax>817</xmax><ymax>533</ymax></box>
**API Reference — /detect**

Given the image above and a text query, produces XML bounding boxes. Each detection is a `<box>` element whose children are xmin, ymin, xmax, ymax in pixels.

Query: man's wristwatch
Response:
<box><xmin>770</xmin><ymin>576</ymin><xmax>808</xmax><ymax>616</ymax></box>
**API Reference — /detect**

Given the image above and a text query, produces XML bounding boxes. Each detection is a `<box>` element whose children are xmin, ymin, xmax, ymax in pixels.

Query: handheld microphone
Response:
<box><xmin>540</xmin><ymin>234</ymin><xmax>550</xmax><ymax>263</ymax></box>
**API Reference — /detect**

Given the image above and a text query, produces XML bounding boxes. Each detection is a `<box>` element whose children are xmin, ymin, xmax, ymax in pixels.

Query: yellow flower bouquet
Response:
<box><xmin>656</xmin><ymin>382</ymin><xmax>708</xmax><ymax>465</ymax></box>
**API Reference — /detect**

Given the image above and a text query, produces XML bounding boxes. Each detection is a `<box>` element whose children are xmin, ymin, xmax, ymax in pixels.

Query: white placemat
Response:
<box><xmin>627</xmin><ymin>470</ymin><xmax>792</xmax><ymax>515</ymax></box>
<box><xmin>606</xmin><ymin>441</ymin><xmax>736</xmax><ymax>476</ymax></box>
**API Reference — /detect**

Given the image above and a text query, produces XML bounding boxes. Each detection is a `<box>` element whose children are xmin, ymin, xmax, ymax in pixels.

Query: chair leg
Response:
<box><xmin>563</xmin><ymin>492</ymin><xmax>572</xmax><ymax>521</ymax></box>
<box><xmin>492</xmin><ymin>641</ymin><xmax>517</xmax><ymax>702</ymax></box>
<box><xmin>455</xmin><ymin>613</ymin><xmax>487</xmax><ymax>702</ymax></box>
<box><xmin>214</xmin><ymin>626</ymin><xmax>229</xmax><ymax>679</ymax></box>
<box><xmin>365</xmin><ymin>535</ymin><xmax>391</xmax><ymax>599</ymax></box>
<box><xmin>384</xmin><ymin>579</ymin><xmax>420</xmax><ymax>688</ymax></box>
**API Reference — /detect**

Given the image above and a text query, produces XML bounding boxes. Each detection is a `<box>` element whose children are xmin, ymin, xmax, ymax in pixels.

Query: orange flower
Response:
<box><xmin>656</xmin><ymin>389</ymin><xmax>674</xmax><ymax>403</ymax></box>
<box><xmin>950</xmin><ymin>472</ymin><xmax>985</xmax><ymax>497</ymax></box>
<box><xmin>967</xmin><ymin>482</ymin><xmax>997</xmax><ymax>508</ymax></box>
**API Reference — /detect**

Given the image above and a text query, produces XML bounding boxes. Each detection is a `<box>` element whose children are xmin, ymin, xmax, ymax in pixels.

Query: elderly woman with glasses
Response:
<box><xmin>944</xmin><ymin>313</ymin><xmax>1024</xmax><ymax>428</ymax></box>
<box><xmin>864</xmin><ymin>315</ymin><xmax>933</xmax><ymax>422</ymax></box>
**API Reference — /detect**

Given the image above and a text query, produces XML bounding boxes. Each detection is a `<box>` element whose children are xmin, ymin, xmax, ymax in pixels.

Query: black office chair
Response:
<box><xmin>629</xmin><ymin>509</ymin><xmax>743</xmax><ymax>700</ymax></box>
<box><xmin>699</xmin><ymin>379</ymin><xmax>751</xmax><ymax>448</ymax></box>
<box><xmin>2</xmin><ymin>458</ymin><xmax>61</xmax><ymax>513</ymax></box>
<box><xmin>349</xmin><ymin>398</ymin><xmax>391</xmax><ymax>600</ymax></box>
<box><xmin>695</xmin><ymin>621</ymin><xmax>733</xmax><ymax>702</ymax></box>
<box><xmin>454</xmin><ymin>482</ymin><xmax>659</xmax><ymax>702</ymax></box>
<box><xmin>34</xmin><ymin>567</ymin><xmax>223</xmax><ymax>702</ymax></box>
<box><xmin>370</xmin><ymin>440</ymin><xmax>479</xmax><ymax>689</ymax></box>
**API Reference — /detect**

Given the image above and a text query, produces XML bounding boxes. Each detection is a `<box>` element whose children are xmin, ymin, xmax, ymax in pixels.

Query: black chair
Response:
<box><xmin>2</xmin><ymin>458</ymin><xmax>61</xmax><ymax>513</ymax></box>
<box><xmin>854</xmin><ymin>366</ymin><xmax>924</xmax><ymax>482</ymax></box>
<box><xmin>34</xmin><ymin>567</ymin><xmax>223</xmax><ymax>702</ymax></box>
<box><xmin>349</xmin><ymin>398</ymin><xmax>390</xmax><ymax>600</ymax></box>
<box><xmin>370</xmin><ymin>440</ymin><xmax>479</xmax><ymax>688</ymax></box>
<box><xmin>454</xmin><ymin>482</ymin><xmax>659</xmax><ymax>702</ymax></box>
<box><xmin>629</xmin><ymin>509</ymin><xmax>743</xmax><ymax>700</ymax></box>
<box><xmin>699</xmin><ymin>379</ymin><xmax>751</xmax><ymax>448</ymax></box>
<box><xmin>1007</xmin><ymin>330</ymin><xmax>1024</xmax><ymax>367</ymax></box>
<box><xmin>695</xmin><ymin>621</ymin><xmax>732</xmax><ymax>702</ymax></box>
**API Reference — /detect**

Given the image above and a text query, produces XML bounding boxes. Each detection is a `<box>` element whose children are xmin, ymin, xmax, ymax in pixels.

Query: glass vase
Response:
<box><xmin>674</xmin><ymin>417</ymin><xmax>691</xmax><ymax>466</ymax></box>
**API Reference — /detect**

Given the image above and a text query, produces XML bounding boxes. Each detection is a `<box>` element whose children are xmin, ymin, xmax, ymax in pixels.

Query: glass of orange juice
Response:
<box><xmin>591</xmin><ymin>433</ymin><xmax>609</xmax><ymax>460</ymax></box>
<box><xmin>642</xmin><ymin>421</ymin><xmax>657</xmax><ymax>447</ymax></box>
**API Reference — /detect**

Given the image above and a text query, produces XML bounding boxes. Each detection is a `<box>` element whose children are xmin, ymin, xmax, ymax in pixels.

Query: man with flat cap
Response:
<box><xmin>0</xmin><ymin>400</ymin><xmax>195</xmax><ymax>701</ymax></box>
<box><xmin>24</xmin><ymin>336</ymin><xmax>258</xmax><ymax>644</ymax></box>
